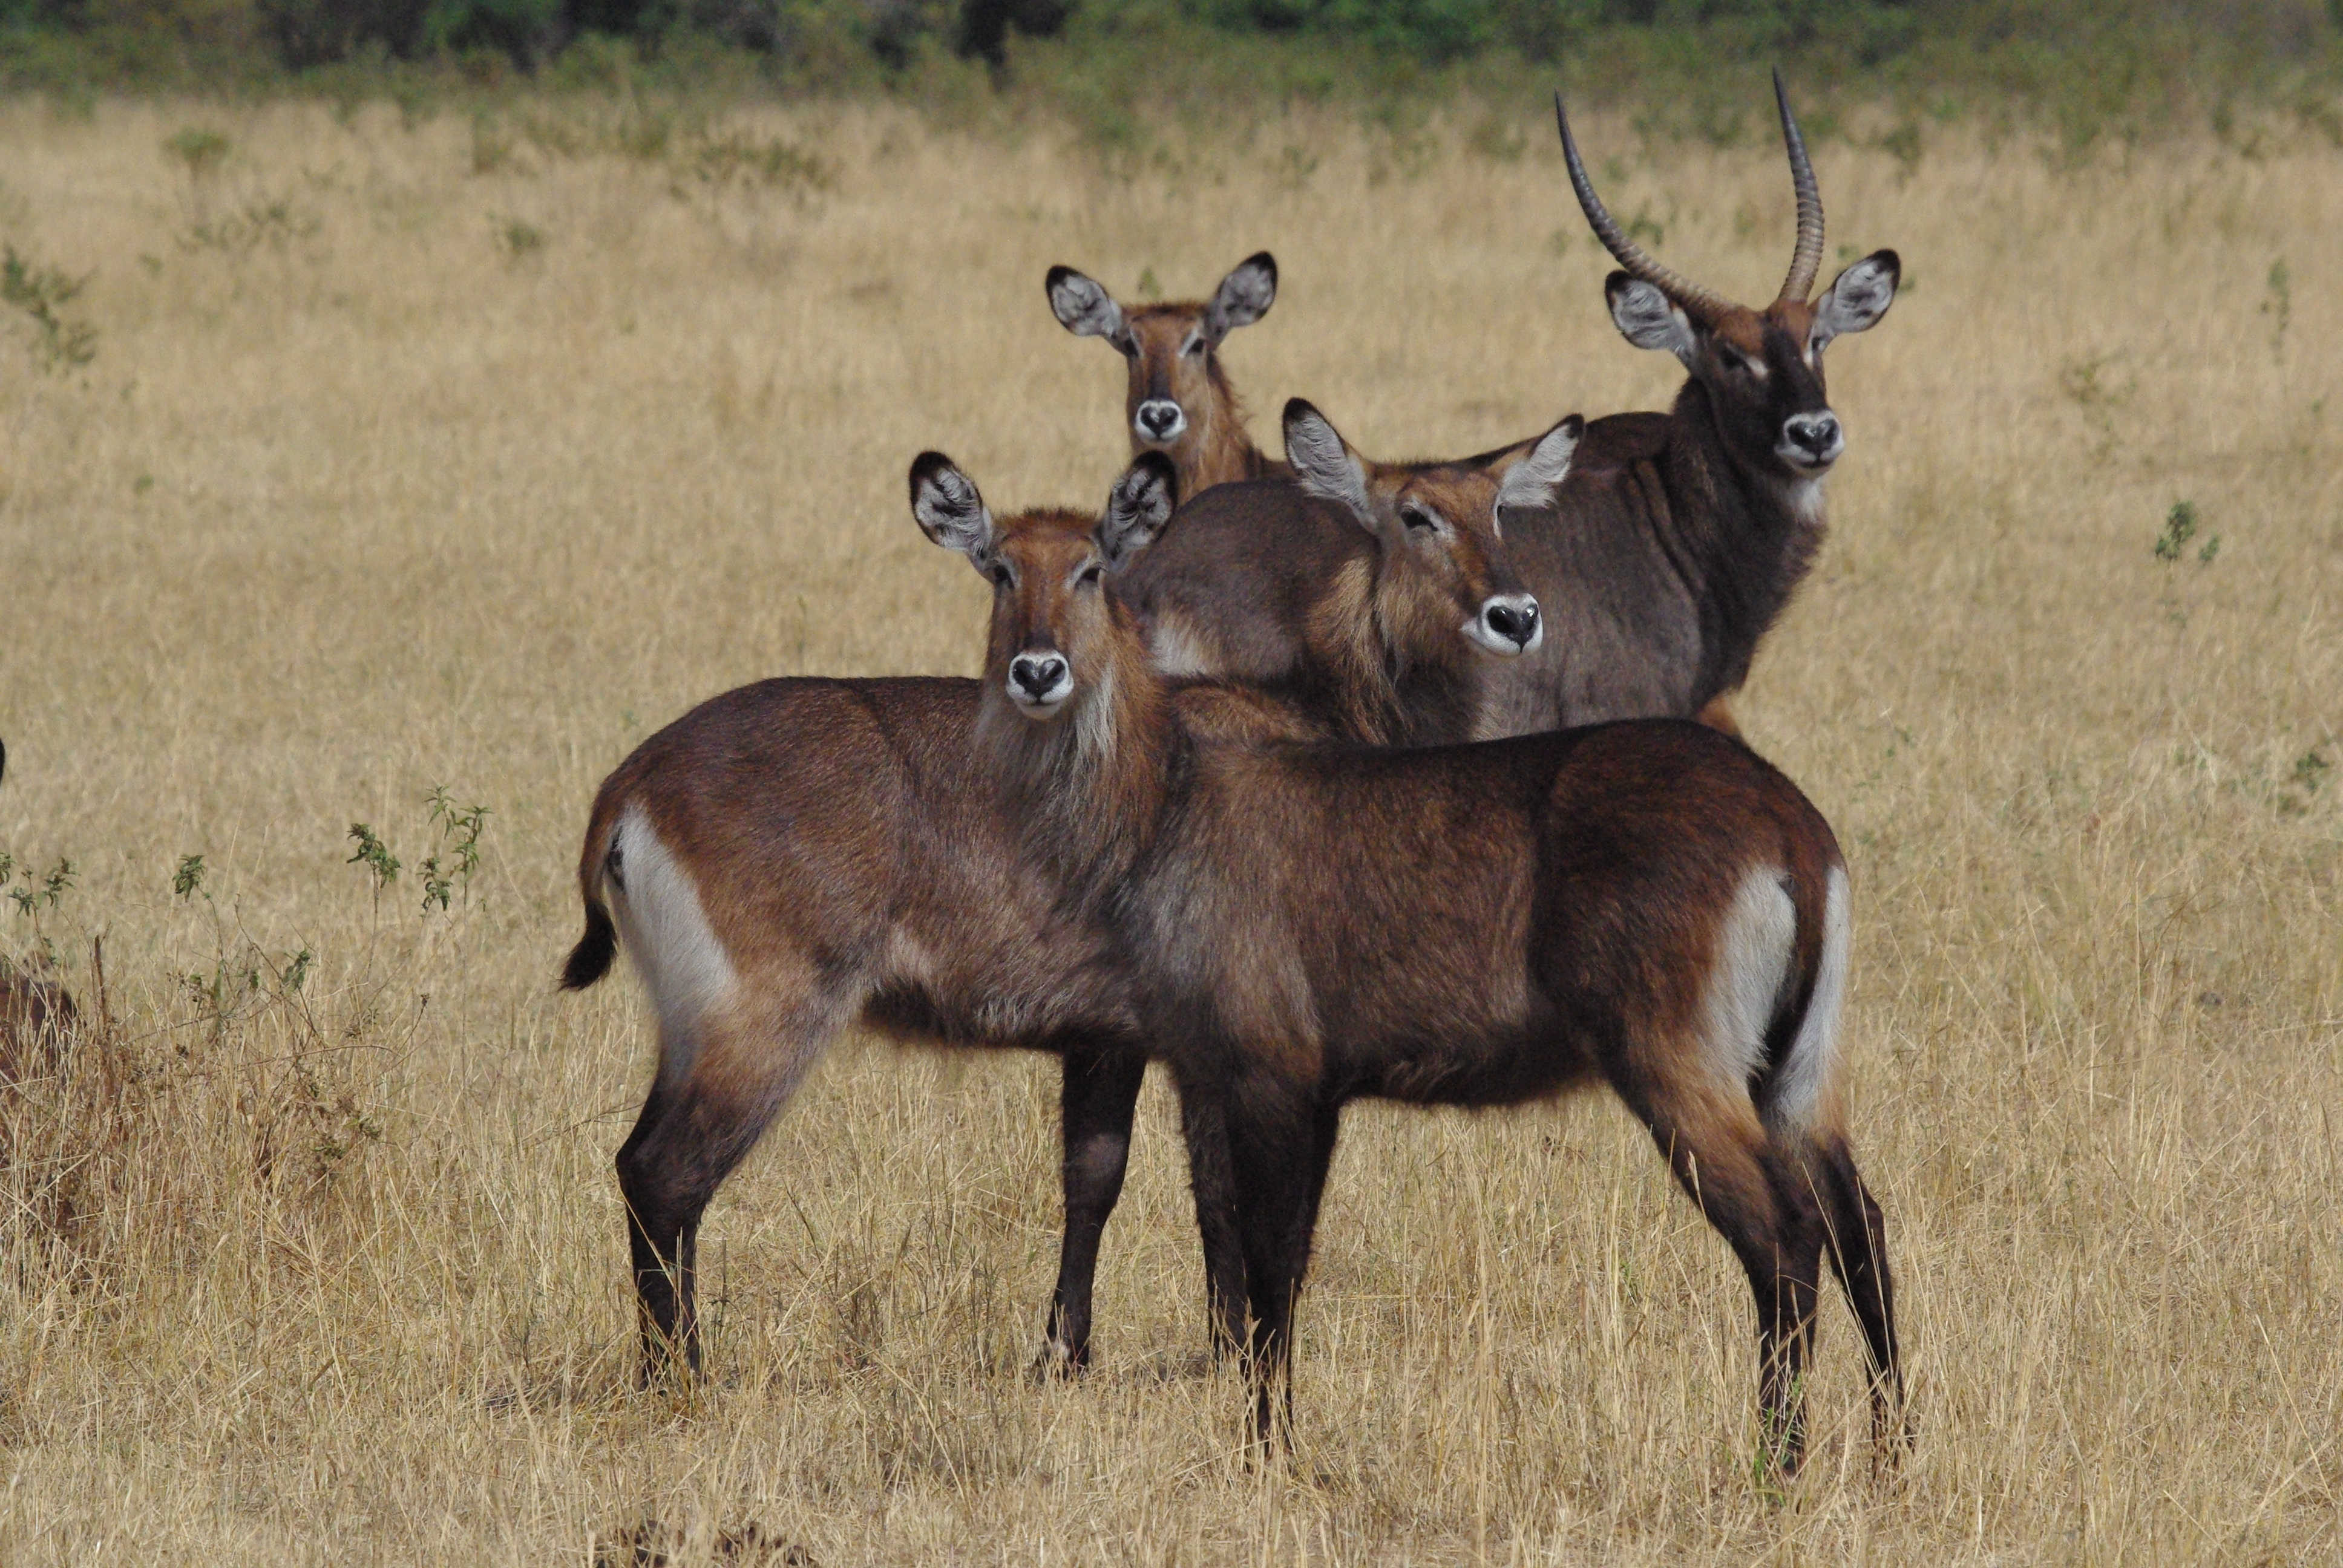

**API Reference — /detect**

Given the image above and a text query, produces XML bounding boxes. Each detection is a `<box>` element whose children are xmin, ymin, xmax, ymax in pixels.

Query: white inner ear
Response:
<box><xmin>1610</xmin><ymin>279</ymin><xmax>1699</xmax><ymax>369</ymax></box>
<box><xmin>1495</xmin><ymin>422</ymin><xmax>1580</xmax><ymax>514</ymax></box>
<box><xmin>1103</xmin><ymin>475</ymin><xmax>1173</xmax><ymax>566</ymax></box>
<box><xmin>1210</xmin><ymin>261</ymin><xmax>1275</xmax><ymax>334</ymax></box>
<box><xmin>914</xmin><ymin>471</ymin><xmax>994</xmax><ymax>559</ymax></box>
<box><xmin>1815</xmin><ymin>256</ymin><xmax>1896</xmax><ymax>346</ymax></box>
<box><xmin>1052</xmin><ymin>274</ymin><xmax>1125</xmax><ymax>340</ymax></box>
<box><xmin>1286</xmin><ymin>414</ymin><xmax>1371</xmax><ymax>519</ymax></box>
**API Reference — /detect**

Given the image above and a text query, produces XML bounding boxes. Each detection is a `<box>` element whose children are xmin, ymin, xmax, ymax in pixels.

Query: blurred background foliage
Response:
<box><xmin>1</xmin><ymin>0</ymin><xmax>2339</xmax><ymax>145</ymax></box>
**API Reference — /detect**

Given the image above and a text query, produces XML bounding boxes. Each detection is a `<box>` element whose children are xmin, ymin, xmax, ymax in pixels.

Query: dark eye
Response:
<box><xmin>1400</xmin><ymin>505</ymin><xmax>1437</xmax><ymax>533</ymax></box>
<box><xmin>1077</xmin><ymin>562</ymin><xmax>1104</xmax><ymax>587</ymax></box>
<box><xmin>1718</xmin><ymin>347</ymin><xmax>1749</xmax><ymax>373</ymax></box>
<box><xmin>991</xmin><ymin>564</ymin><xmax>1013</xmax><ymax>588</ymax></box>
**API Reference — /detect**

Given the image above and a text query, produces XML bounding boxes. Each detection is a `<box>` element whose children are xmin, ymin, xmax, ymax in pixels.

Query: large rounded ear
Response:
<box><xmin>1605</xmin><ymin>272</ymin><xmax>1698</xmax><ymax>368</ymax></box>
<box><xmin>1099</xmin><ymin>451</ymin><xmax>1179</xmax><ymax>569</ymax></box>
<box><xmin>1202</xmin><ymin>251</ymin><xmax>1277</xmax><ymax>344</ymax></box>
<box><xmin>1813</xmin><ymin>249</ymin><xmax>1899</xmax><ymax>348</ymax></box>
<box><xmin>1495</xmin><ymin>414</ymin><xmax>1584</xmax><ymax>515</ymax></box>
<box><xmin>1046</xmin><ymin>265</ymin><xmax>1126</xmax><ymax>344</ymax></box>
<box><xmin>1282</xmin><ymin>398</ymin><xmax>1372</xmax><ymax>526</ymax></box>
<box><xmin>909</xmin><ymin>451</ymin><xmax>995</xmax><ymax>573</ymax></box>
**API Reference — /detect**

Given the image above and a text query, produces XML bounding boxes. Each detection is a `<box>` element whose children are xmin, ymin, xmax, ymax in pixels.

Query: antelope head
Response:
<box><xmin>911</xmin><ymin>451</ymin><xmax>1178</xmax><ymax>722</ymax></box>
<box><xmin>1282</xmin><ymin>399</ymin><xmax>1574</xmax><ymax>661</ymax></box>
<box><xmin>1046</xmin><ymin>253</ymin><xmax>1277</xmax><ymax>463</ymax></box>
<box><xmin>1557</xmin><ymin>73</ymin><xmax>1899</xmax><ymax>483</ymax></box>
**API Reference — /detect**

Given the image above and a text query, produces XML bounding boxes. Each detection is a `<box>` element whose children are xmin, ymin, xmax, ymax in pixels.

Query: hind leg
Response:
<box><xmin>1808</xmin><ymin>1137</ymin><xmax>1904</xmax><ymax>1456</ymax></box>
<box><xmin>1038</xmin><ymin>1039</ymin><xmax>1148</xmax><ymax>1376</ymax></box>
<box><xmin>618</xmin><ymin>1000</ymin><xmax>842</xmax><ymax>1383</ymax></box>
<box><xmin>1616</xmin><ymin>1080</ymin><xmax>1827</xmax><ymax>1474</ymax></box>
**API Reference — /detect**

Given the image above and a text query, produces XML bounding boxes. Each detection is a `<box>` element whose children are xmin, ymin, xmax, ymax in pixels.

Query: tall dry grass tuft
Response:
<box><xmin>0</xmin><ymin>91</ymin><xmax>2335</xmax><ymax>1561</ymax></box>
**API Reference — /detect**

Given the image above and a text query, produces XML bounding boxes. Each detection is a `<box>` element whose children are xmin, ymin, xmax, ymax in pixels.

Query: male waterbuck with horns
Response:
<box><xmin>916</xmin><ymin>459</ymin><xmax>1904</xmax><ymax>1472</ymax></box>
<box><xmin>561</xmin><ymin>441</ymin><xmax>1546</xmax><ymax>1382</ymax></box>
<box><xmin>1047</xmin><ymin>253</ymin><xmax>1290</xmax><ymax>500</ymax></box>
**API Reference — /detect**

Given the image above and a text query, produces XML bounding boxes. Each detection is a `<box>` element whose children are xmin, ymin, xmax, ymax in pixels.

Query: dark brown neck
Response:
<box><xmin>977</xmin><ymin>604</ymin><xmax>1179</xmax><ymax>902</ymax></box>
<box><xmin>1663</xmin><ymin>379</ymin><xmax>1828</xmax><ymax>699</ymax></box>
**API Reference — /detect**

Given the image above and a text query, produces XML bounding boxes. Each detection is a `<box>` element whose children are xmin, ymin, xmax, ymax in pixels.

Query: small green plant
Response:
<box><xmin>7</xmin><ymin>857</ymin><xmax>76</xmax><ymax>919</ymax></box>
<box><xmin>2155</xmin><ymin>500</ymin><xmax>2220</xmax><ymax>565</ymax></box>
<box><xmin>2261</xmin><ymin>257</ymin><xmax>2290</xmax><ymax>359</ymax></box>
<box><xmin>0</xmin><ymin>245</ymin><xmax>98</xmax><ymax>375</ymax></box>
<box><xmin>346</xmin><ymin>823</ymin><xmax>400</xmax><ymax>892</ymax></box>
<box><xmin>164</xmin><ymin>128</ymin><xmax>231</xmax><ymax>181</ymax></box>
<box><xmin>495</xmin><ymin>215</ymin><xmax>546</xmax><ymax>260</ymax></box>
<box><xmin>685</xmin><ymin>130</ymin><xmax>833</xmax><ymax>198</ymax></box>
<box><xmin>182</xmin><ymin>192</ymin><xmax>320</xmax><ymax>255</ymax></box>
<box><xmin>172</xmin><ymin>853</ymin><xmax>206</xmax><ymax>900</ymax></box>
<box><xmin>417</xmin><ymin>788</ymin><xmax>490</xmax><ymax>914</ymax></box>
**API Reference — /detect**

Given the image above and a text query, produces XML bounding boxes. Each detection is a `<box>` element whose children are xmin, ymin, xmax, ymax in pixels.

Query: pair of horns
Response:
<box><xmin>1556</xmin><ymin>69</ymin><xmax>1824</xmax><ymax>321</ymax></box>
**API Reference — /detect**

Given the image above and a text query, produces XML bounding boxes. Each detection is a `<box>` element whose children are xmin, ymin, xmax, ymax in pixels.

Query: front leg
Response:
<box><xmin>1037</xmin><ymin>1039</ymin><xmax>1148</xmax><ymax>1376</ymax></box>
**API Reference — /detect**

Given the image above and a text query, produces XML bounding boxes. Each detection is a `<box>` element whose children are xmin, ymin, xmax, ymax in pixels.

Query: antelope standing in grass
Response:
<box><xmin>1122</xmin><ymin>78</ymin><xmax>1898</xmax><ymax>743</ymax></box>
<box><xmin>1047</xmin><ymin>253</ymin><xmax>1289</xmax><ymax>498</ymax></box>
<box><xmin>916</xmin><ymin>457</ymin><xmax>1904</xmax><ymax>1474</ymax></box>
<box><xmin>561</xmin><ymin>442</ymin><xmax>1549</xmax><ymax>1381</ymax></box>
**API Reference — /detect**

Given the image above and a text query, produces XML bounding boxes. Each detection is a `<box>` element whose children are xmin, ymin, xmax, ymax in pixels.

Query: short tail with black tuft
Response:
<box><xmin>559</xmin><ymin>779</ymin><xmax>630</xmax><ymax>991</ymax></box>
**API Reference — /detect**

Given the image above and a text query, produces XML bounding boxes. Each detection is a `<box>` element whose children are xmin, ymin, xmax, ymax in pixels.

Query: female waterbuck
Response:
<box><xmin>1119</xmin><ymin>397</ymin><xmax>1573</xmax><ymax>746</ymax></box>
<box><xmin>916</xmin><ymin>459</ymin><xmax>1904</xmax><ymax>1474</ymax></box>
<box><xmin>1047</xmin><ymin>253</ymin><xmax>1289</xmax><ymax>498</ymax></box>
<box><xmin>561</xmin><ymin>447</ymin><xmax>1545</xmax><ymax>1382</ymax></box>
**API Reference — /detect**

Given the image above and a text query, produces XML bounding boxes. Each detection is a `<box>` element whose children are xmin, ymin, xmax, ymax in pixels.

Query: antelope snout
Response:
<box><xmin>1135</xmin><ymin>399</ymin><xmax>1187</xmax><ymax>444</ymax></box>
<box><xmin>1468</xmin><ymin>593</ymin><xmax>1542</xmax><ymax>658</ymax></box>
<box><xmin>1007</xmin><ymin>651</ymin><xmax>1073</xmax><ymax>714</ymax></box>
<box><xmin>1779</xmin><ymin>410</ymin><xmax>1844</xmax><ymax>471</ymax></box>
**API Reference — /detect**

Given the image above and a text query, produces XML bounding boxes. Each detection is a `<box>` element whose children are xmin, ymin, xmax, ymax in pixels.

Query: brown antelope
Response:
<box><xmin>916</xmin><ymin>459</ymin><xmax>1904</xmax><ymax>1473</ymax></box>
<box><xmin>1120</xmin><ymin>78</ymin><xmax>1898</xmax><ymax>745</ymax></box>
<box><xmin>560</xmin><ymin>446</ymin><xmax>1543</xmax><ymax>1382</ymax></box>
<box><xmin>1120</xmin><ymin>398</ymin><xmax>1573</xmax><ymax>746</ymax></box>
<box><xmin>1047</xmin><ymin>253</ymin><xmax>1289</xmax><ymax>498</ymax></box>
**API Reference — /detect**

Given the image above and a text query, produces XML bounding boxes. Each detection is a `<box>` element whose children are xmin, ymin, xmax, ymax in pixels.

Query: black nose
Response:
<box><xmin>1786</xmin><ymin>413</ymin><xmax>1839</xmax><ymax>456</ymax></box>
<box><xmin>1011</xmin><ymin>654</ymin><xmax>1067</xmax><ymax>698</ymax></box>
<box><xmin>1484</xmin><ymin>601</ymin><xmax>1538</xmax><ymax>647</ymax></box>
<box><xmin>1141</xmin><ymin>405</ymin><xmax>1178</xmax><ymax>434</ymax></box>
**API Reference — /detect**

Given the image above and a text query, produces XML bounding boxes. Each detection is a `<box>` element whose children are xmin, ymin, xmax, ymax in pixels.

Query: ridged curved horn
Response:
<box><xmin>1774</xmin><ymin>68</ymin><xmax>1825</xmax><ymax>304</ymax></box>
<box><xmin>1555</xmin><ymin>93</ymin><xmax>1731</xmax><ymax>325</ymax></box>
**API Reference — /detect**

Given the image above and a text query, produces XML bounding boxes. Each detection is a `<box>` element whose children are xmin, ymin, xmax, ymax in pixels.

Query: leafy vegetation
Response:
<box><xmin>0</xmin><ymin>0</ymin><xmax>2338</xmax><ymax>146</ymax></box>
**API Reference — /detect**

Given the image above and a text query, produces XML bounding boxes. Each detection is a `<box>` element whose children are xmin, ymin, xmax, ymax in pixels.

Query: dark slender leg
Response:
<box><xmin>616</xmin><ymin>1070</ymin><xmax>794</xmax><ymax>1385</ymax></box>
<box><xmin>1627</xmin><ymin>1099</ymin><xmax>1824</xmax><ymax>1475</ymax></box>
<box><xmin>1037</xmin><ymin>1040</ymin><xmax>1148</xmax><ymax>1376</ymax></box>
<box><xmin>1177</xmin><ymin>1079</ymin><xmax>1250</xmax><ymax>1360</ymax></box>
<box><xmin>1751</xmin><ymin>1163</ymin><xmax>1828</xmax><ymax>1475</ymax></box>
<box><xmin>1815</xmin><ymin>1139</ymin><xmax>1906</xmax><ymax>1458</ymax></box>
<box><xmin>1236</xmin><ymin>1097</ymin><xmax>1342</xmax><ymax>1449</ymax></box>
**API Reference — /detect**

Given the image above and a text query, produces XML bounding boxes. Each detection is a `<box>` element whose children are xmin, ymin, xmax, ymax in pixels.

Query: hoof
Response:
<box><xmin>1029</xmin><ymin>1337</ymin><xmax>1082</xmax><ymax>1383</ymax></box>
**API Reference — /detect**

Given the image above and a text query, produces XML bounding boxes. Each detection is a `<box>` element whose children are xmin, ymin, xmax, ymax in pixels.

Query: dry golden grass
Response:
<box><xmin>0</xmin><ymin>88</ymin><xmax>2336</xmax><ymax>1564</ymax></box>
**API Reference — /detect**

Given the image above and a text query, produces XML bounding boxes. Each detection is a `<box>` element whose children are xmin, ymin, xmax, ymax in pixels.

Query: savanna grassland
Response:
<box><xmin>0</xmin><ymin>86</ymin><xmax>2336</xmax><ymax>1564</ymax></box>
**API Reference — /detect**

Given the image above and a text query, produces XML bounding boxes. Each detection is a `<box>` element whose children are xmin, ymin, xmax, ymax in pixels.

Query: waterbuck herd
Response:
<box><xmin>563</xmin><ymin>77</ymin><xmax>1907</xmax><ymax>1476</ymax></box>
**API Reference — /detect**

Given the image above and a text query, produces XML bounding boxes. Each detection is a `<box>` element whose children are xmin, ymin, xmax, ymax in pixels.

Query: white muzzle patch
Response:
<box><xmin>1135</xmin><ymin>399</ymin><xmax>1187</xmax><ymax>445</ymax></box>
<box><xmin>1008</xmin><ymin>652</ymin><xmax>1073</xmax><ymax>716</ymax></box>
<box><xmin>1465</xmin><ymin>593</ymin><xmax>1543</xmax><ymax>658</ymax></box>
